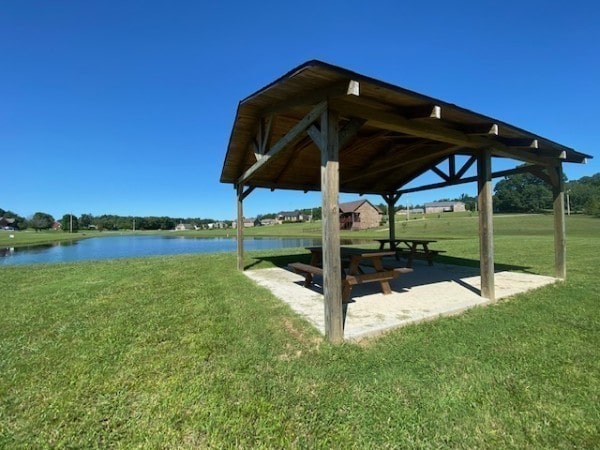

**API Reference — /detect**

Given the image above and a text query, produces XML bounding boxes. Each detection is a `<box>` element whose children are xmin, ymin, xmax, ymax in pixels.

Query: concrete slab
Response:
<box><xmin>244</xmin><ymin>259</ymin><xmax>557</xmax><ymax>341</ymax></box>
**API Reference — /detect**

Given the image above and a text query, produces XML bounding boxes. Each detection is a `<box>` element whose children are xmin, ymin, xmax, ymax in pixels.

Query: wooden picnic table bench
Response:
<box><xmin>375</xmin><ymin>238</ymin><xmax>445</xmax><ymax>267</ymax></box>
<box><xmin>289</xmin><ymin>247</ymin><xmax>413</xmax><ymax>302</ymax></box>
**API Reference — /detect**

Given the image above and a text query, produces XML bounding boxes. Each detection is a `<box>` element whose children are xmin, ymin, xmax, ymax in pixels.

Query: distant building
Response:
<box><xmin>339</xmin><ymin>199</ymin><xmax>382</xmax><ymax>230</ymax></box>
<box><xmin>208</xmin><ymin>221</ymin><xmax>228</xmax><ymax>230</ymax></box>
<box><xmin>0</xmin><ymin>217</ymin><xmax>17</xmax><ymax>230</ymax></box>
<box><xmin>175</xmin><ymin>223</ymin><xmax>194</xmax><ymax>231</ymax></box>
<box><xmin>277</xmin><ymin>210</ymin><xmax>310</xmax><ymax>222</ymax></box>
<box><xmin>260</xmin><ymin>218</ymin><xmax>278</xmax><ymax>226</ymax></box>
<box><xmin>396</xmin><ymin>208</ymin><xmax>425</xmax><ymax>215</ymax></box>
<box><xmin>232</xmin><ymin>218</ymin><xmax>255</xmax><ymax>228</ymax></box>
<box><xmin>424</xmin><ymin>201</ymin><xmax>466</xmax><ymax>214</ymax></box>
<box><xmin>51</xmin><ymin>221</ymin><xmax>62</xmax><ymax>231</ymax></box>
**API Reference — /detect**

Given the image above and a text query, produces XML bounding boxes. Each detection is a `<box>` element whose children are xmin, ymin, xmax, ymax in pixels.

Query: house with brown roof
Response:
<box><xmin>339</xmin><ymin>199</ymin><xmax>382</xmax><ymax>230</ymax></box>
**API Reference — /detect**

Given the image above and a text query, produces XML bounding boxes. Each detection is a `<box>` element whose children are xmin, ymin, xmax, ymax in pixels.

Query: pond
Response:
<box><xmin>0</xmin><ymin>235</ymin><xmax>370</xmax><ymax>266</ymax></box>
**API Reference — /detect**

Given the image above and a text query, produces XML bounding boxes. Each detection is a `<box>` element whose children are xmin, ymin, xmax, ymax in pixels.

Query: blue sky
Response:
<box><xmin>2</xmin><ymin>1</ymin><xmax>598</xmax><ymax>220</ymax></box>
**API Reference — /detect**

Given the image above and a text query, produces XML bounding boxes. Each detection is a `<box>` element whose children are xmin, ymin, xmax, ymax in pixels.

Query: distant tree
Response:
<box><xmin>79</xmin><ymin>213</ymin><xmax>94</xmax><ymax>229</ymax></box>
<box><xmin>584</xmin><ymin>197</ymin><xmax>600</xmax><ymax>217</ymax></box>
<box><xmin>567</xmin><ymin>173</ymin><xmax>600</xmax><ymax>214</ymax></box>
<box><xmin>1</xmin><ymin>209</ymin><xmax>28</xmax><ymax>229</ymax></box>
<box><xmin>494</xmin><ymin>172</ymin><xmax>553</xmax><ymax>212</ymax></box>
<box><xmin>30</xmin><ymin>212</ymin><xmax>54</xmax><ymax>231</ymax></box>
<box><xmin>60</xmin><ymin>214</ymin><xmax>79</xmax><ymax>233</ymax></box>
<box><xmin>458</xmin><ymin>193</ymin><xmax>477</xmax><ymax>211</ymax></box>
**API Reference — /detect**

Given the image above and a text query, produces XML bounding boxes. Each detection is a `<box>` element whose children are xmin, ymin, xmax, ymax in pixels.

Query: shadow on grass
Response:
<box><xmin>245</xmin><ymin>253</ymin><xmax>312</xmax><ymax>271</ymax></box>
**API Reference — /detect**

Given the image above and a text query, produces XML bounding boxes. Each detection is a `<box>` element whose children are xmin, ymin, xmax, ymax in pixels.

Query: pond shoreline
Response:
<box><xmin>1</xmin><ymin>235</ymin><xmax>374</xmax><ymax>266</ymax></box>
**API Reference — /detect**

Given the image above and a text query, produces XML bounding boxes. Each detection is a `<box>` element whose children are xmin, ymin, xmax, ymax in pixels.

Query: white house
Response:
<box><xmin>424</xmin><ymin>201</ymin><xmax>466</xmax><ymax>214</ymax></box>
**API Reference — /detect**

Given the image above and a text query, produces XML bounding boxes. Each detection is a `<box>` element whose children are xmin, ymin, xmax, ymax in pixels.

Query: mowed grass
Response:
<box><xmin>1</xmin><ymin>215</ymin><xmax>599</xmax><ymax>447</ymax></box>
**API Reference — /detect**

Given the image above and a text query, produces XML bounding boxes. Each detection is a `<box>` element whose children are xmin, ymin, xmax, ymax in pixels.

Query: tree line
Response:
<box><xmin>0</xmin><ymin>210</ymin><xmax>221</xmax><ymax>232</ymax></box>
<box><xmin>494</xmin><ymin>171</ymin><xmax>600</xmax><ymax>215</ymax></box>
<box><xmin>2</xmin><ymin>172</ymin><xmax>598</xmax><ymax>232</ymax></box>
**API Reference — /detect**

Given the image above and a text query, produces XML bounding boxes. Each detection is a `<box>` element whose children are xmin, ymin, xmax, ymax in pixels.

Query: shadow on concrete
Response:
<box><xmin>247</xmin><ymin>251</ymin><xmax>534</xmax><ymax>303</ymax></box>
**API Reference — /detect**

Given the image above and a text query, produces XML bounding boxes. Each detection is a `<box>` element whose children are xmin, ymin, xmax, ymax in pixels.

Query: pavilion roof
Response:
<box><xmin>220</xmin><ymin>60</ymin><xmax>590</xmax><ymax>195</ymax></box>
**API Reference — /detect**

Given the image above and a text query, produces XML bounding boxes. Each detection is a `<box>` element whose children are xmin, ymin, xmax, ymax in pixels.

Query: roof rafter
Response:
<box><xmin>238</xmin><ymin>101</ymin><xmax>326</xmax><ymax>185</ymax></box>
<box><xmin>261</xmin><ymin>79</ymin><xmax>359</xmax><ymax>116</ymax></box>
<box><xmin>397</xmin><ymin>164</ymin><xmax>541</xmax><ymax>195</ymax></box>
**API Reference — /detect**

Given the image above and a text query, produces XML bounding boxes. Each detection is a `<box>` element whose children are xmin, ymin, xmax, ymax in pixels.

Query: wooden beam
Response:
<box><xmin>460</xmin><ymin>123</ymin><xmax>499</xmax><ymax>136</ymax></box>
<box><xmin>385</xmin><ymin>154</ymin><xmax>450</xmax><ymax>193</ymax></box>
<box><xmin>331</xmin><ymin>98</ymin><xmax>483</xmax><ymax>148</ymax></box>
<box><xmin>320</xmin><ymin>108</ymin><xmax>344</xmax><ymax>343</ymax></box>
<box><xmin>236</xmin><ymin>184</ymin><xmax>244</xmax><ymax>271</ymax></box>
<box><xmin>496</xmin><ymin>137</ymin><xmax>538</xmax><ymax>149</ymax></box>
<box><xmin>492</xmin><ymin>146</ymin><xmax>564</xmax><ymax>166</ymax></box>
<box><xmin>240</xmin><ymin>185</ymin><xmax>255</xmax><ymax>201</ymax></box>
<box><xmin>342</xmin><ymin>143</ymin><xmax>454</xmax><ymax>185</ymax></box>
<box><xmin>262</xmin><ymin>80</ymin><xmax>359</xmax><ymax>115</ymax></box>
<box><xmin>307</xmin><ymin>125</ymin><xmax>324</xmax><ymax>152</ymax></box>
<box><xmin>455</xmin><ymin>155</ymin><xmax>477</xmax><ymax>179</ymax></box>
<box><xmin>551</xmin><ymin>164</ymin><xmax>566</xmax><ymax>279</ymax></box>
<box><xmin>252</xmin><ymin>115</ymin><xmax>273</xmax><ymax>161</ymax></box>
<box><xmin>401</xmin><ymin>104</ymin><xmax>442</xmax><ymax>119</ymax></box>
<box><xmin>431</xmin><ymin>166</ymin><xmax>450</xmax><ymax>182</ymax></box>
<box><xmin>238</xmin><ymin>101</ymin><xmax>327</xmax><ymax>184</ymax></box>
<box><xmin>384</xmin><ymin>194</ymin><xmax>399</xmax><ymax>248</ymax></box>
<box><xmin>274</xmin><ymin>136</ymin><xmax>314</xmax><ymax>183</ymax></box>
<box><xmin>528</xmin><ymin>166</ymin><xmax>554</xmax><ymax>186</ymax></box>
<box><xmin>449</xmin><ymin>155</ymin><xmax>456</xmax><ymax>179</ymax></box>
<box><xmin>477</xmin><ymin>149</ymin><xmax>495</xmax><ymax>301</ymax></box>
<box><xmin>397</xmin><ymin>164</ymin><xmax>538</xmax><ymax>195</ymax></box>
<box><xmin>339</xmin><ymin>118</ymin><xmax>366</xmax><ymax>148</ymax></box>
<box><xmin>331</xmin><ymin>99</ymin><xmax>570</xmax><ymax>167</ymax></box>
<box><xmin>310</xmin><ymin>118</ymin><xmax>366</xmax><ymax>152</ymax></box>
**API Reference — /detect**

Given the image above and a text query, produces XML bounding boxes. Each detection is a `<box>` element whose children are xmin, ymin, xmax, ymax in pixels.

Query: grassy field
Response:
<box><xmin>1</xmin><ymin>215</ymin><xmax>599</xmax><ymax>447</ymax></box>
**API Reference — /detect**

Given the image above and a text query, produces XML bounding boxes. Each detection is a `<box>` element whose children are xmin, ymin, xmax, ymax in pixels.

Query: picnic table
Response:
<box><xmin>289</xmin><ymin>247</ymin><xmax>412</xmax><ymax>302</ymax></box>
<box><xmin>374</xmin><ymin>238</ymin><xmax>445</xmax><ymax>267</ymax></box>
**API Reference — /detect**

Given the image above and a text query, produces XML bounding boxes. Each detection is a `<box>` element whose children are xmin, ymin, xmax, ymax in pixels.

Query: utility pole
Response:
<box><xmin>406</xmin><ymin>196</ymin><xmax>409</xmax><ymax>221</ymax></box>
<box><xmin>566</xmin><ymin>190</ymin><xmax>571</xmax><ymax>216</ymax></box>
<box><xmin>70</xmin><ymin>213</ymin><xmax>73</xmax><ymax>233</ymax></box>
<box><xmin>133</xmin><ymin>218</ymin><xmax>136</xmax><ymax>231</ymax></box>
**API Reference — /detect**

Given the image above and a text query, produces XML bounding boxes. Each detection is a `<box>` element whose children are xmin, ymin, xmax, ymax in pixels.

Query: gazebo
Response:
<box><xmin>220</xmin><ymin>60</ymin><xmax>590</xmax><ymax>343</ymax></box>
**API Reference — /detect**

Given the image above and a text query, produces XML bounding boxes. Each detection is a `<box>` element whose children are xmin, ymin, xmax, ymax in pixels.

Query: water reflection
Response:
<box><xmin>0</xmin><ymin>247</ymin><xmax>15</xmax><ymax>257</ymax></box>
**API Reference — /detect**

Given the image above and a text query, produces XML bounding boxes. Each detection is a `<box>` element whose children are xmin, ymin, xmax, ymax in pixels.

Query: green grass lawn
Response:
<box><xmin>1</xmin><ymin>215</ymin><xmax>599</xmax><ymax>447</ymax></box>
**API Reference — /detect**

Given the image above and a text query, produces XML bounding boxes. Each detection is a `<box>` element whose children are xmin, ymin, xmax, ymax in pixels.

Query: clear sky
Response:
<box><xmin>2</xmin><ymin>1</ymin><xmax>598</xmax><ymax>220</ymax></box>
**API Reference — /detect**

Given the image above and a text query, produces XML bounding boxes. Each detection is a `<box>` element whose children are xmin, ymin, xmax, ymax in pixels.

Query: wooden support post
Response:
<box><xmin>236</xmin><ymin>184</ymin><xmax>244</xmax><ymax>271</ymax></box>
<box><xmin>383</xmin><ymin>194</ymin><xmax>399</xmax><ymax>248</ymax></box>
<box><xmin>552</xmin><ymin>164</ymin><xmax>567</xmax><ymax>279</ymax></box>
<box><xmin>477</xmin><ymin>149</ymin><xmax>495</xmax><ymax>300</ymax></box>
<box><xmin>320</xmin><ymin>107</ymin><xmax>344</xmax><ymax>343</ymax></box>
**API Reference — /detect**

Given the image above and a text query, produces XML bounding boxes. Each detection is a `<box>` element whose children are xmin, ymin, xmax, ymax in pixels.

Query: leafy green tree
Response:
<box><xmin>458</xmin><ymin>193</ymin><xmax>477</xmax><ymax>211</ymax></box>
<box><xmin>494</xmin><ymin>172</ymin><xmax>553</xmax><ymax>212</ymax></box>
<box><xmin>60</xmin><ymin>214</ymin><xmax>79</xmax><ymax>232</ymax></box>
<box><xmin>584</xmin><ymin>197</ymin><xmax>600</xmax><ymax>217</ymax></box>
<box><xmin>79</xmin><ymin>213</ymin><xmax>94</xmax><ymax>229</ymax></box>
<box><xmin>1</xmin><ymin>209</ymin><xmax>28</xmax><ymax>229</ymax></box>
<box><xmin>30</xmin><ymin>212</ymin><xmax>54</xmax><ymax>231</ymax></box>
<box><xmin>567</xmin><ymin>173</ymin><xmax>600</xmax><ymax>213</ymax></box>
